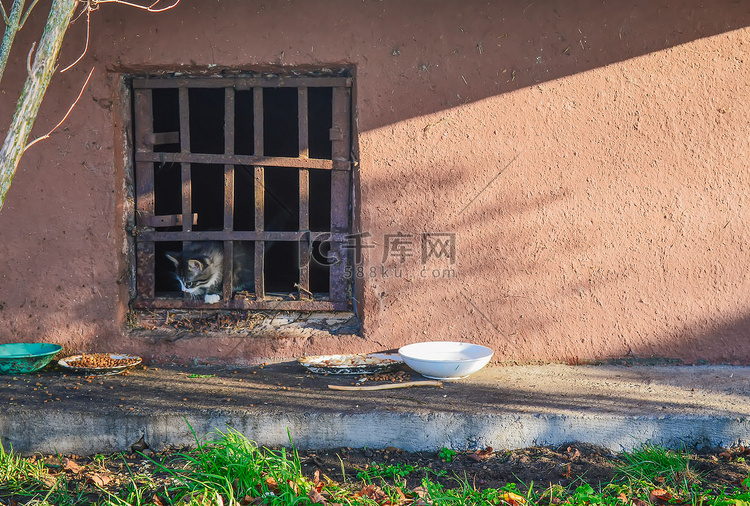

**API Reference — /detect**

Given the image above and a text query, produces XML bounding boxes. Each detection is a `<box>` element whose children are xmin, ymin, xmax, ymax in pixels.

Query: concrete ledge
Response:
<box><xmin>3</xmin><ymin>363</ymin><xmax>750</xmax><ymax>454</ymax></box>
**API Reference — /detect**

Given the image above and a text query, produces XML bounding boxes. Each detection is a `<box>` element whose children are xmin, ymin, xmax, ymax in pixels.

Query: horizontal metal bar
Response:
<box><xmin>139</xmin><ymin>213</ymin><xmax>197</xmax><ymax>227</ymax></box>
<box><xmin>133</xmin><ymin>76</ymin><xmax>352</xmax><ymax>89</ymax></box>
<box><xmin>138</xmin><ymin>230</ymin><xmax>348</xmax><ymax>242</ymax></box>
<box><xmin>135</xmin><ymin>152</ymin><xmax>339</xmax><ymax>170</ymax></box>
<box><xmin>132</xmin><ymin>297</ymin><xmax>347</xmax><ymax>311</ymax></box>
<box><xmin>146</xmin><ymin>131</ymin><xmax>180</xmax><ymax>145</ymax></box>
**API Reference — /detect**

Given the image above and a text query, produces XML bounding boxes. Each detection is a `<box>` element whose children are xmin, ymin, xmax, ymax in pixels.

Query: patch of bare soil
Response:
<box><xmin>299</xmin><ymin>444</ymin><xmax>750</xmax><ymax>492</ymax></box>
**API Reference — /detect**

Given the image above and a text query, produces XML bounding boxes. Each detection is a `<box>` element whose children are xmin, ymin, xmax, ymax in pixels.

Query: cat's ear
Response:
<box><xmin>165</xmin><ymin>252</ymin><xmax>180</xmax><ymax>267</ymax></box>
<box><xmin>188</xmin><ymin>259</ymin><xmax>204</xmax><ymax>273</ymax></box>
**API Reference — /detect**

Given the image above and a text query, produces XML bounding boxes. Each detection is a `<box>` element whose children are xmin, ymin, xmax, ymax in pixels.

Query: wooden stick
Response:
<box><xmin>328</xmin><ymin>381</ymin><xmax>442</xmax><ymax>391</ymax></box>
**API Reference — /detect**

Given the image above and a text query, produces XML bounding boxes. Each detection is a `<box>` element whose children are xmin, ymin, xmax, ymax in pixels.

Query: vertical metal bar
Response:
<box><xmin>253</xmin><ymin>87</ymin><xmax>265</xmax><ymax>299</ymax></box>
<box><xmin>179</xmin><ymin>87</ymin><xmax>192</xmax><ymax>234</ymax></box>
<box><xmin>134</xmin><ymin>88</ymin><xmax>155</xmax><ymax>299</ymax></box>
<box><xmin>223</xmin><ymin>86</ymin><xmax>236</xmax><ymax>301</ymax></box>
<box><xmin>329</xmin><ymin>86</ymin><xmax>352</xmax><ymax>302</ymax></box>
<box><xmin>299</xmin><ymin>169</ymin><xmax>310</xmax><ymax>298</ymax></box>
<box><xmin>254</xmin><ymin>167</ymin><xmax>265</xmax><ymax>299</ymax></box>
<box><xmin>298</xmin><ymin>87</ymin><xmax>309</xmax><ymax>159</ymax></box>
<box><xmin>253</xmin><ymin>87</ymin><xmax>263</xmax><ymax>157</ymax></box>
<box><xmin>224</xmin><ymin>86</ymin><xmax>236</xmax><ymax>231</ymax></box>
<box><xmin>298</xmin><ymin>87</ymin><xmax>310</xmax><ymax>298</ymax></box>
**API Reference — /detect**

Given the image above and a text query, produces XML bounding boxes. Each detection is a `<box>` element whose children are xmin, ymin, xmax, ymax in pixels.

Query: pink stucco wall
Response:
<box><xmin>1</xmin><ymin>0</ymin><xmax>750</xmax><ymax>364</ymax></box>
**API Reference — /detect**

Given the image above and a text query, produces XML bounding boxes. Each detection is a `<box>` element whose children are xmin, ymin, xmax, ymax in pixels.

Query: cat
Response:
<box><xmin>166</xmin><ymin>242</ymin><xmax>254</xmax><ymax>303</ymax></box>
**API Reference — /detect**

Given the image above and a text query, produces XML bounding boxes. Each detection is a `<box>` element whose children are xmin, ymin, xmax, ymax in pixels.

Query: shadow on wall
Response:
<box><xmin>357</xmin><ymin>151</ymin><xmax>750</xmax><ymax>364</ymax></box>
<box><xmin>346</xmin><ymin>0</ymin><xmax>750</xmax><ymax>130</ymax></box>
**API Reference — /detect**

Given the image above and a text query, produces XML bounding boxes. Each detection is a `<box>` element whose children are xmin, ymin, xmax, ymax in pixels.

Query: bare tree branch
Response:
<box><xmin>0</xmin><ymin>0</ymin><xmax>26</xmax><ymax>82</ymax></box>
<box><xmin>19</xmin><ymin>0</ymin><xmax>42</xmax><ymax>29</ymax></box>
<box><xmin>1</xmin><ymin>1</ymin><xmax>11</xmax><ymax>26</ymax></box>
<box><xmin>0</xmin><ymin>0</ymin><xmax>180</xmax><ymax>213</ymax></box>
<box><xmin>0</xmin><ymin>0</ymin><xmax>79</xmax><ymax>212</ymax></box>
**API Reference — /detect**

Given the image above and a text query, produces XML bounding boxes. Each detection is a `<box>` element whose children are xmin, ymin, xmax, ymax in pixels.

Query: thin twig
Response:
<box><xmin>293</xmin><ymin>283</ymin><xmax>313</xmax><ymax>297</ymax></box>
<box><xmin>19</xmin><ymin>0</ymin><xmax>42</xmax><ymax>29</ymax></box>
<box><xmin>61</xmin><ymin>1</ymin><xmax>90</xmax><ymax>72</ymax></box>
<box><xmin>24</xmin><ymin>67</ymin><xmax>95</xmax><ymax>152</ymax></box>
<box><xmin>93</xmin><ymin>0</ymin><xmax>181</xmax><ymax>12</ymax></box>
<box><xmin>71</xmin><ymin>0</ymin><xmax>90</xmax><ymax>24</ymax></box>
<box><xmin>328</xmin><ymin>381</ymin><xmax>443</xmax><ymax>391</ymax></box>
<box><xmin>0</xmin><ymin>1</ymin><xmax>9</xmax><ymax>26</ymax></box>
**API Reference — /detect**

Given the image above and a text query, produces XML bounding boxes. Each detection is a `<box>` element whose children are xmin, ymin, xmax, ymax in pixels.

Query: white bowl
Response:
<box><xmin>398</xmin><ymin>341</ymin><xmax>493</xmax><ymax>380</ymax></box>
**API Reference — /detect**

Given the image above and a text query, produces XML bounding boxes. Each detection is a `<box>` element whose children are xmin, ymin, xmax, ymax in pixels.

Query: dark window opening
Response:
<box><xmin>191</xmin><ymin>164</ymin><xmax>225</xmax><ymax>231</ymax></box>
<box><xmin>309</xmin><ymin>169</ymin><xmax>331</xmax><ymax>232</ymax></box>
<box><xmin>132</xmin><ymin>72</ymin><xmax>353</xmax><ymax>311</ymax></box>
<box><xmin>189</xmin><ymin>88</ymin><xmax>225</xmax><ymax>154</ymax></box>
<box><xmin>264</xmin><ymin>241</ymin><xmax>298</xmax><ymax>293</ymax></box>
<box><xmin>151</xmin><ymin>88</ymin><xmax>180</xmax><ymax>153</ymax></box>
<box><xmin>308</xmin><ymin>87</ymin><xmax>333</xmax><ymax>159</ymax></box>
<box><xmin>154</xmin><ymin>241</ymin><xmax>182</xmax><ymax>294</ymax></box>
<box><xmin>265</xmin><ymin>167</ymin><xmax>299</xmax><ymax>232</ymax></box>
<box><xmin>233</xmin><ymin>165</ymin><xmax>256</xmax><ymax>231</ymax></box>
<box><xmin>234</xmin><ymin>91</ymin><xmax>255</xmax><ymax>156</ymax></box>
<box><xmin>310</xmin><ymin>239</ymin><xmax>331</xmax><ymax>293</ymax></box>
<box><xmin>153</xmin><ymin>162</ymin><xmax>181</xmax><ymax>222</ymax></box>
<box><xmin>263</xmin><ymin>87</ymin><xmax>298</xmax><ymax>157</ymax></box>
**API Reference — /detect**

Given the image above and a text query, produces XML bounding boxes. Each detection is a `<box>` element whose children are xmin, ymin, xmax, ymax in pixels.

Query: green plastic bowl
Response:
<box><xmin>0</xmin><ymin>343</ymin><xmax>63</xmax><ymax>375</ymax></box>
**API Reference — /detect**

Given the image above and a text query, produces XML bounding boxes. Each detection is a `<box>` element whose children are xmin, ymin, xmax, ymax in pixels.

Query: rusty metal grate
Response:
<box><xmin>131</xmin><ymin>74</ymin><xmax>352</xmax><ymax>311</ymax></box>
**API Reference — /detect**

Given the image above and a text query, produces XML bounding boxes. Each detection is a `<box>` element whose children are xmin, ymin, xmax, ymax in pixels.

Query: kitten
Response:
<box><xmin>166</xmin><ymin>242</ymin><xmax>254</xmax><ymax>303</ymax></box>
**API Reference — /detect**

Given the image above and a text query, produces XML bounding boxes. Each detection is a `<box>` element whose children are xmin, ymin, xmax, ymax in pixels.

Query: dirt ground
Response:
<box><xmin>20</xmin><ymin>442</ymin><xmax>749</xmax><ymax>505</ymax></box>
<box><xmin>298</xmin><ymin>444</ymin><xmax>750</xmax><ymax>492</ymax></box>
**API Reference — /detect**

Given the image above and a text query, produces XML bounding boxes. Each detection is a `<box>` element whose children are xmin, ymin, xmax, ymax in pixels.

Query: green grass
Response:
<box><xmin>356</xmin><ymin>462</ymin><xmax>418</xmax><ymax>482</ymax></box>
<box><xmin>3</xmin><ymin>431</ymin><xmax>750</xmax><ymax>506</ymax></box>
<box><xmin>615</xmin><ymin>443</ymin><xmax>692</xmax><ymax>486</ymax></box>
<box><xmin>439</xmin><ymin>447</ymin><xmax>458</xmax><ymax>463</ymax></box>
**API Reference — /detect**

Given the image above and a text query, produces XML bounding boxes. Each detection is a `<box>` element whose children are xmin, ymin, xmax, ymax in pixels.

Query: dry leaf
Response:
<box><xmin>287</xmin><ymin>479</ymin><xmax>299</xmax><ymax>495</ymax></box>
<box><xmin>394</xmin><ymin>487</ymin><xmax>407</xmax><ymax>502</ymax></box>
<box><xmin>633</xmin><ymin>499</ymin><xmax>650</xmax><ymax>506</ymax></box>
<box><xmin>308</xmin><ymin>487</ymin><xmax>327</xmax><ymax>505</ymax></box>
<box><xmin>649</xmin><ymin>489</ymin><xmax>678</xmax><ymax>505</ymax></box>
<box><xmin>240</xmin><ymin>495</ymin><xmax>261</xmax><ymax>506</ymax></box>
<box><xmin>63</xmin><ymin>458</ymin><xmax>81</xmax><ymax>474</ymax></box>
<box><xmin>264</xmin><ymin>476</ymin><xmax>279</xmax><ymax>493</ymax></box>
<box><xmin>356</xmin><ymin>484</ymin><xmax>389</xmax><ymax>503</ymax></box>
<box><xmin>617</xmin><ymin>493</ymin><xmax>628</xmax><ymax>503</ymax></box>
<box><xmin>87</xmin><ymin>473</ymin><xmax>112</xmax><ymax>487</ymax></box>
<box><xmin>500</xmin><ymin>491</ymin><xmax>527</xmax><ymax>505</ymax></box>
<box><xmin>468</xmin><ymin>447</ymin><xmax>494</xmax><ymax>462</ymax></box>
<box><xmin>565</xmin><ymin>447</ymin><xmax>581</xmax><ymax>461</ymax></box>
<box><xmin>412</xmin><ymin>486</ymin><xmax>429</xmax><ymax>498</ymax></box>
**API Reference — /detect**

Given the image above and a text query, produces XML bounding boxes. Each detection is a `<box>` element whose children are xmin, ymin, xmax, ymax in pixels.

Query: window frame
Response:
<box><xmin>129</xmin><ymin>74</ymin><xmax>353</xmax><ymax>311</ymax></box>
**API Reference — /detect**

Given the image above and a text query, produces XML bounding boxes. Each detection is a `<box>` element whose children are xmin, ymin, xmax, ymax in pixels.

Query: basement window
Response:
<box><xmin>130</xmin><ymin>72</ymin><xmax>353</xmax><ymax>311</ymax></box>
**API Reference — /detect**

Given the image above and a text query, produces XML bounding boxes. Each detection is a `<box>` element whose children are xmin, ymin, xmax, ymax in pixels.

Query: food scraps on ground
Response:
<box><xmin>66</xmin><ymin>354</ymin><xmax>140</xmax><ymax>369</ymax></box>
